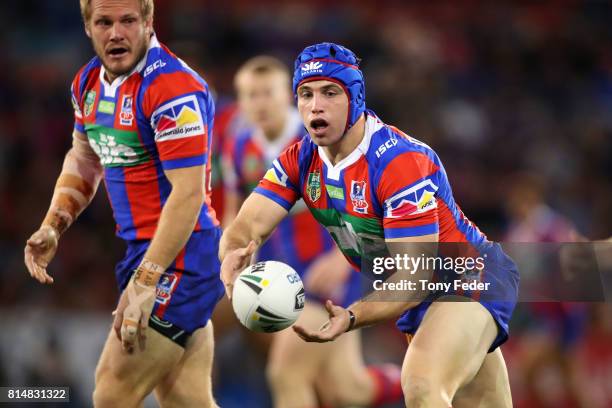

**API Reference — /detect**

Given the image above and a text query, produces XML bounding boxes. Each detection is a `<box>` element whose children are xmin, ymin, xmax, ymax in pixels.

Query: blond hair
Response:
<box><xmin>79</xmin><ymin>0</ymin><xmax>154</xmax><ymax>23</ymax></box>
<box><xmin>234</xmin><ymin>56</ymin><xmax>290</xmax><ymax>89</ymax></box>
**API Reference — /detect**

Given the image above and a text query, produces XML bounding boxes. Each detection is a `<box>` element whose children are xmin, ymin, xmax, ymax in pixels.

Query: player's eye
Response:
<box><xmin>123</xmin><ymin>17</ymin><xmax>137</xmax><ymax>24</ymax></box>
<box><xmin>95</xmin><ymin>18</ymin><xmax>111</xmax><ymax>27</ymax></box>
<box><xmin>299</xmin><ymin>91</ymin><xmax>312</xmax><ymax>98</ymax></box>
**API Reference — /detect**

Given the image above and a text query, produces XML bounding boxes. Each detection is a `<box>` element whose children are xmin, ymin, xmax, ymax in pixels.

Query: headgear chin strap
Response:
<box><xmin>293</xmin><ymin>43</ymin><xmax>365</xmax><ymax>133</ymax></box>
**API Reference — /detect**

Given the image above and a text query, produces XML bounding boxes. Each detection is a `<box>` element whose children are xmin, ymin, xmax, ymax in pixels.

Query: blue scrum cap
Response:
<box><xmin>293</xmin><ymin>42</ymin><xmax>365</xmax><ymax>131</ymax></box>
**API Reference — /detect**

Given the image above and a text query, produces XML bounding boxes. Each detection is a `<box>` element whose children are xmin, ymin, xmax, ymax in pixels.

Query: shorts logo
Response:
<box><xmin>384</xmin><ymin>179</ymin><xmax>438</xmax><ymax>218</ymax></box>
<box><xmin>350</xmin><ymin>180</ymin><xmax>368</xmax><ymax>214</ymax></box>
<box><xmin>84</xmin><ymin>90</ymin><xmax>96</xmax><ymax>117</ymax></box>
<box><xmin>120</xmin><ymin>95</ymin><xmax>133</xmax><ymax>126</ymax></box>
<box><xmin>301</xmin><ymin>61</ymin><xmax>323</xmax><ymax>75</ymax></box>
<box><xmin>156</xmin><ymin>273</ymin><xmax>178</xmax><ymax>305</ymax></box>
<box><xmin>306</xmin><ymin>171</ymin><xmax>322</xmax><ymax>202</ymax></box>
<box><xmin>151</xmin><ymin>95</ymin><xmax>204</xmax><ymax>142</ymax></box>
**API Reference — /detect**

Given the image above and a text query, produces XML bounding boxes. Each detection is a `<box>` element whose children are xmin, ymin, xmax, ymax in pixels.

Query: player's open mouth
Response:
<box><xmin>107</xmin><ymin>47</ymin><xmax>129</xmax><ymax>59</ymax></box>
<box><xmin>310</xmin><ymin>118</ymin><xmax>329</xmax><ymax>135</ymax></box>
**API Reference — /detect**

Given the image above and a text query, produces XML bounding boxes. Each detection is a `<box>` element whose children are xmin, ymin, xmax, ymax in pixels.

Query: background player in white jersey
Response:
<box><xmin>221</xmin><ymin>55</ymin><xmax>402</xmax><ymax>408</ymax></box>
<box><xmin>220</xmin><ymin>42</ymin><xmax>519</xmax><ymax>407</ymax></box>
<box><xmin>23</xmin><ymin>0</ymin><xmax>223</xmax><ymax>406</ymax></box>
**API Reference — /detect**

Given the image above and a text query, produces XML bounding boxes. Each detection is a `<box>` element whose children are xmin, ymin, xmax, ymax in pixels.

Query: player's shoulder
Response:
<box><xmin>364</xmin><ymin>111</ymin><xmax>440</xmax><ymax>176</ymax></box>
<box><xmin>140</xmin><ymin>36</ymin><xmax>211</xmax><ymax>97</ymax></box>
<box><xmin>71</xmin><ymin>56</ymin><xmax>102</xmax><ymax>100</ymax></box>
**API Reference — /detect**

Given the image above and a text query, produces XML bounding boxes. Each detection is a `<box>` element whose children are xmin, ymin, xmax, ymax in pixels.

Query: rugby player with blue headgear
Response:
<box><xmin>221</xmin><ymin>42</ymin><xmax>519</xmax><ymax>407</ymax></box>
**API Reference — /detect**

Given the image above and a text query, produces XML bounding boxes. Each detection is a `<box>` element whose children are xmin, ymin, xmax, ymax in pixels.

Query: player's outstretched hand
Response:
<box><xmin>112</xmin><ymin>279</ymin><xmax>156</xmax><ymax>354</ymax></box>
<box><xmin>221</xmin><ymin>240</ymin><xmax>257</xmax><ymax>300</ymax></box>
<box><xmin>293</xmin><ymin>300</ymin><xmax>349</xmax><ymax>343</ymax></box>
<box><xmin>24</xmin><ymin>225</ymin><xmax>59</xmax><ymax>284</ymax></box>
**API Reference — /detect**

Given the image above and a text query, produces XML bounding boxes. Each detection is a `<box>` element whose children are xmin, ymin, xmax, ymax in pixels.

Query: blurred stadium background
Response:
<box><xmin>0</xmin><ymin>1</ymin><xmax>610</xmax><ymax>407</ymax></box>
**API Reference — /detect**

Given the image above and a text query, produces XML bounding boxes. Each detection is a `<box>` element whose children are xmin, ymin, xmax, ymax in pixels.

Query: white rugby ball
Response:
<box><xmin>232</xmin><ymin>261</ymin><xmax>305</xmax><ymax>333</ymax></box>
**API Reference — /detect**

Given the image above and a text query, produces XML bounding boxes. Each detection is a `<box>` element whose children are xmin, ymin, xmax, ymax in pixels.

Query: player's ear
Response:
<box><xmin>84</xmin><ymin>22</ymin><xmax>92</xmax><ymax>38</ymax></box>
<box><xmin>144</xmin><ymin>16</ymin><xmax>154</xmax><ymax>36</ymax></box>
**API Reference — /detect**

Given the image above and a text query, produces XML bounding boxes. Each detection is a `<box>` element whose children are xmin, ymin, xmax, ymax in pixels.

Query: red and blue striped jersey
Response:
<box><xmin>224</xmin><ymin>109</ymin><xmax>335</xmax><ymax>271</ymax></box>
<box><xmin>255</xmin><ymin>110</ymin><xmax>488</xmax><ymax>270</ymax></box>
<box><xmin>70</xmin><ymin>35</ymin><xmax>218</xmax><ymax>241</ymax></box>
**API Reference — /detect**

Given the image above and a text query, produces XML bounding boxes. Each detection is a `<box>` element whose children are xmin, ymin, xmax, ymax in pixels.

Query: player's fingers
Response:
<box><xmin>292</xmin><ymin>324</ymin><xmax>327</xmax><ymax>343</ymax></box>
<box><xmin>235</xmin><ymin>240</ymin><xmax>257</xmax><ymax>259</ymax></box>
<box><xmin>292</xmin><ymin>324</ymin><xmax>312</xmax><ymax>341</ymax></box>
<box><xmin>138</xmin><ymin>313</ymin><xmax>149</xmax><ymax>351</ymax></box>
<box><xmin>31</xmin><ymin>261</ymin><xmax>47</xmax><ymax>284</ymax></box>
<box><xmin>33</xmin><ymin>263</ymin><xmax>53</xmax><ymax>284</ymax></box>
<box><xmin>245</xmin><ymin>240</ymin><xmax>257</xmax><ymax>256</ymax></box>
<box><xmin>112</xmin><ymin>309</ymin><xmax>123</xmax><ymax>341</ymax></box>
<box><xmin>24</xmin><ymin>250</ymin><xmax>38</xmax><ymax>279</ymax></box>
<box><xmin>324</xmin><ymin>299</ymin><xmax>337</xmax><ymax>315</ymax></box>
<box><xmin>225</xmin><ymin>282</ymin><xmax>234</xmax><ymax>300</ymax></box>
<box><xmin>121</xmin><ymin>319</ymin><xmax>138</xmax><ymax>353</ymax></box>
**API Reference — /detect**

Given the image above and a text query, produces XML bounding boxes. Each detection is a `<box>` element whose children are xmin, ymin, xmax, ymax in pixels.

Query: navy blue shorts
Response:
<box><xmin>115</xmin><ymin>227</ymin><xmax>225</xmax><ymax>335</ymax></box>
<box><xmin>396</xmin><ymin>242</ymin><xmax>519</xmax><ymax>352</ymax></box>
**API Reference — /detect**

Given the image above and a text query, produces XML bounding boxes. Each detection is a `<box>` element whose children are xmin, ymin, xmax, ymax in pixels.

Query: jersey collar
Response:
<box><xmin>317</xmin><ymin>112</ymin><xmax>382</xmax><ymax>180</ymax></box>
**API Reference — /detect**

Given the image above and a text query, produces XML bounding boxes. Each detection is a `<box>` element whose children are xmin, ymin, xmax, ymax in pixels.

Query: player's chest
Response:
<box><xmin>81</xmin><ymin>79</ymin><xmax>149</xmax><ymax>166</ymax></box>
<box><xmin>300</xmin><ymin>157</ymin><xmax>380</xmax><ymax>218</ymax></box>
<box><xmin>237</xmin><ymin>142</ymin><xmax>268</xmax><ymax>185</ymax></box>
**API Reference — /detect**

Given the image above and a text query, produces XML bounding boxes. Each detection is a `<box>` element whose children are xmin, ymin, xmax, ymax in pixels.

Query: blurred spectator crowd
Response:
<box><xmin>0</xmin><ymin>1</ymin><xmax>610</xmax><ymax>407</ymax></box>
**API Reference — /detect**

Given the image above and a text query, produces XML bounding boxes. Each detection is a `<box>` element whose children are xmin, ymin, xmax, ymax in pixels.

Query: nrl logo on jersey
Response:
<box><xmin>350</xmin><ymin>180</ymin><xmax>368</xmax><ymax>214</ymax></box>
<box><xmin>306</xmin><ymin>171</ymin><xmax>322</xmax><ymax>202</ymax></box>
<box><xmin>384</xmin><ymin>179</ymin><xmax>438</xmax><ymax>218</ymax></box>
<box><xmin>84</xmin><ymin>90</ymin><xmax>96</xmax><ymax>117</ymax></box>
<box><xmin>301</xmin><ymin>61</ymin><xmax>323</xmax><ymax>75</ymax></box>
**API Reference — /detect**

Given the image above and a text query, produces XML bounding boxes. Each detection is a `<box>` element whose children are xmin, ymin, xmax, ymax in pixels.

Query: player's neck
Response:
<box><xmin>322</xmin><ymin>114</ymin><xmax>366</xmax><ymax>165</ymax></box>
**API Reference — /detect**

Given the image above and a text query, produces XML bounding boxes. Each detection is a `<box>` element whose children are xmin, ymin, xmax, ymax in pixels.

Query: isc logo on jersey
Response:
<box><xmin>375</xmin><ymin>133</ymin><xmax>398</xmax><ymax>158</ymax></box>
<box><xmin>151</xmin><ymin>95</ymin><xmax>204</xmax><ymax>141</ymax></box>
<box><xmin>384</xmin><ymin>179</ymin><xmax>439</xmax><ymax>218</ymax></box>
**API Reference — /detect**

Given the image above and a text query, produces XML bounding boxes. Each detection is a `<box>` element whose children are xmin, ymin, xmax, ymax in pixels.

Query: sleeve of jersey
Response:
<box><xmin>378</xmin><ymin>151</ymin><xmax>440</xmax><ymax>239</ymax></box>
<box><xmin>253</xmin><ymin>141</ymin><xmax>302</xmax><ymax>211</ymax></box>
<box><xmin>70</xmin><ymin>76</ymin><xmax>85</xmax><ymax>134</ymax></box>
<box><xmin>145</xmin><ymin>72</ymin><xmax>211</xmax><ymax>170</ymax></box>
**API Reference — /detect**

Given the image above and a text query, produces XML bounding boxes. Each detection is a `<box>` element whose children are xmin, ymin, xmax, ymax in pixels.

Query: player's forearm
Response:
<box><xmin>142</xmin><ymin>186</ymin><xmax>203</xmax><ymax>270</ymax></box>
<box><xmin>42</xmin><ymin>145</ymin><xmax>103</xmax><ymax>236</ymax></box>
<box><xmin>219</xmin><ymin>214</ymin><xmax>261</xmax><ymax>262</ymax></box>
<box><xmin>348</xmin><ymin>236</ymin><xmax>439</xmax><ymax>330</ymax></box>
<box><xmin>219</xmin><ymin>193</ymin><xmax>287</xmax><ymax>261</ymax></box>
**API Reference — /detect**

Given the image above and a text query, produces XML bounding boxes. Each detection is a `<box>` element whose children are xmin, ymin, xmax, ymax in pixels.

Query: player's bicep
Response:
<box><xmin>163</xmin><ymin>164</ymin><xmax>206</xmax><ymax>197</ymax></box>
<box><xmin>71</xmin><ymin>130</ymin><xmax>97</xmax><ymax>161</ymax></box>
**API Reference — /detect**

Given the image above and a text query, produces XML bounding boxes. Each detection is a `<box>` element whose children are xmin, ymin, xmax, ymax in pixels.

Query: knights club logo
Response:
<box><xmin>306</xmin><ymin>171</ymin><xmax>321</xmax><ymax>202</ymax></box>
<box><xmin>350</xmin><ymin>180</ymin><xmax>368</xmax><ymax>214</ymax></box>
